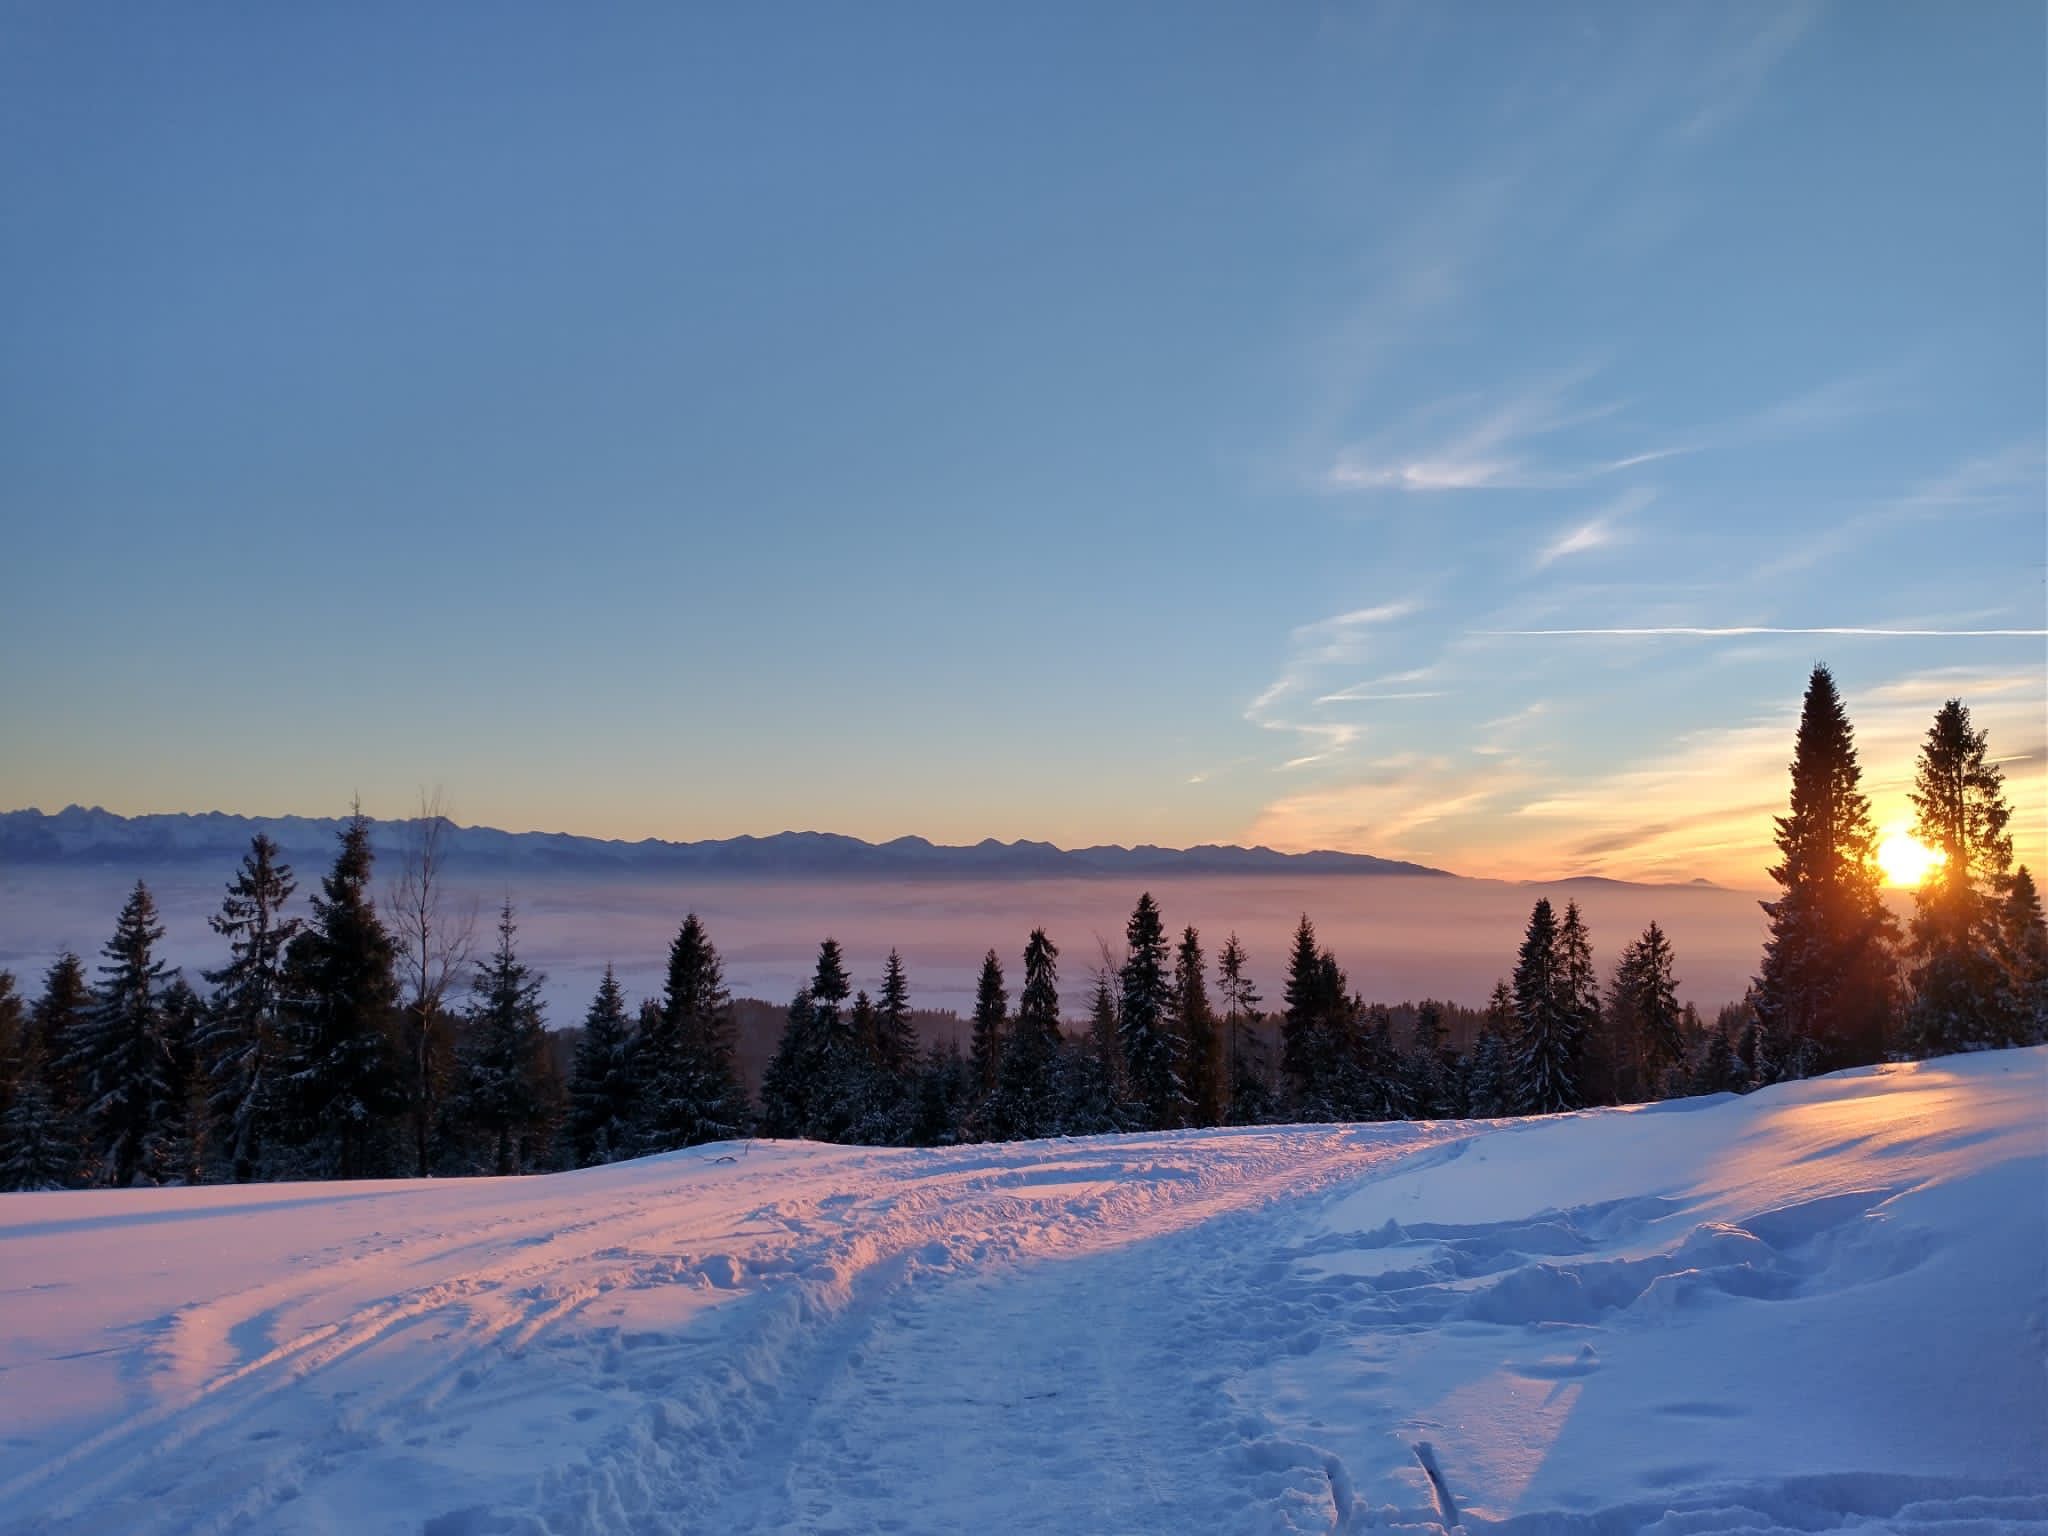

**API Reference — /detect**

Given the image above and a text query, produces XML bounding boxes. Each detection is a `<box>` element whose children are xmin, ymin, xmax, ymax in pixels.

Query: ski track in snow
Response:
<box><xmin>2</xmin><ymin>1050</ymin><xmax>2045</xmax><ymax>1535</ymax></box>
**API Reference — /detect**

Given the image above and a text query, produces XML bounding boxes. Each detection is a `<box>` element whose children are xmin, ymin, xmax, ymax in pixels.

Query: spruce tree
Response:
<box><xmin>994</xmin><ymin>928</ymin><xmax>1062</xmax><ymax>1139</ymax></box>
<box><xmin>198</xmin><ymin>834</ymin><xmax>301</xmax><ymax>1181</ymax></box>
<box><xmin>968</xmin><ymin>949</ymin><xmax>1008</xmax><ymax>1109</ymax></box>
<box><xmin>1906</xmin><ymin>699</ymin><xmax>2018</xmax><ymax>1054</ymax></box>
<box><xmin>1995</xmin><ymin>867</ymin><xmax>2048</xmax><ymax>1046</ymax></box>
<box><xmin>638</xmin><ymin>914</ymin><xmax>747</xmax><ymax>1151</ymax></box>
<box><xmin>1753</xmin><ymin>665</ymin><xmax>1898</xmax><ymax>1072</ymax></box>
<box><xmin>70</xmin><ymin>882</ymin><xmax>174</xmax><ymax>1186</ymax></box>
<box><xmin>1558</xmin><ymin>902</ymin><xmax>1602</xmax><ymax>1097</ymax></box>
<box><xmin>1405</xmin><ymin>1000</ymin><xmax>1453</xmax><ymax>1118</ymax></box>
<box><xmin>1282</xmin><ymin>937</ymin><xmax>1351</xmax><ymax>1122</ymax></box>
<box><xmin>1510</xmin><ymin>897</ymin><xmax>1583</xmax><ymax>1114</ymax></box>
<box><xmin>1173</xmin><ymin>927</ymin><xmax>1221</xmax><ymax>1128</ymax></box>
<box><xmin>1064</xmin><ymin>969</ymin><xmax>1123</xmax><ymax>1132</ymax></box>
<box><xmin>453</xmin><ymin>903</ymin><xmax>555</xmax><ymax>1176</ymax></box>
<box><xmin>280</xmin><ymin>810</ymin><xmax>403</xmax><ymax>1179</ymax></box>
<box><xmin>0</xmin><ymin>970</ymin><xmax>21</xmax><ymax>1108</ymax></box>
<box><xmin>0</xmin><ymin>1028</ymin><xmax>76</xmax><ymax>1190</ymax></box>
<box><xmin>1117</xmin><ymin>893</ymin><xmax>1182</xmax><ymax>1129</ymax></box>
<box><xmin>567</xmin><ymin>966</ymin><xmax>639</xmax><ymax>1166</ymax></box>
<box><xmin>759</xmin><ymin>940</ymin><xmax>861</xmax><ymax>1141</ymax></box>
<box><xmin>1609</xmin><ymin>922</ymin><xmax>1683</xmax><ymax>1100</ymax></box>
<box><xmin>31</xmin><ymin>952</ymin><xmax>92</xmax><ymax>1125</ymax></box>
<box><xmin>1217</xmin><ymin>933</ymin><xmax>1271</xmax><ymax>1125</ymax></box>
<box><xmin>874</xmin><ymin>949</ymin><xmax>918</xmax><ymax>1075</ymax></box>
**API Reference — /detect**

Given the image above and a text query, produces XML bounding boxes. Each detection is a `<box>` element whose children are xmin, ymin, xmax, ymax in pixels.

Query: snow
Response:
<box><xmin>2</xmin><ymin>1051</ymin><xmax>2044</xmax><ymax>1534</ymax></box>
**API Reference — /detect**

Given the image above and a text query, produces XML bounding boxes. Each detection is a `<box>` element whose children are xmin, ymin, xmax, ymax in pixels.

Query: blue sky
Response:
<box><xmin>3</xmin><ymin>2</ymin><xmax>2043</xmax><ymax>884</ymax></box>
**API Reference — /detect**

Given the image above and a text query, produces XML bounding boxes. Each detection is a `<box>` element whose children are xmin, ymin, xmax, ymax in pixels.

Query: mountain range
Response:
<box><xmin>0</xmin><ymin>806</ymin><xmax>1453</xmax><ymax>880</ymax></box>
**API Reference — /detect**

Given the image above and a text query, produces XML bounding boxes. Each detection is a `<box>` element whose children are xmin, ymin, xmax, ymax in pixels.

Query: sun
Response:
<box><xmin>1877</xmin><ymin>828</ymin><xmax>1945</xmax><ymax>888</ymax></box>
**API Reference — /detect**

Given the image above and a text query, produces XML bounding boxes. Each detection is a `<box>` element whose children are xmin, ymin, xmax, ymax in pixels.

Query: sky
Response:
<box><xmin>2</xmin><ymin>2</ymin><xmax>2043</xmax><ymax>888</ymax></box>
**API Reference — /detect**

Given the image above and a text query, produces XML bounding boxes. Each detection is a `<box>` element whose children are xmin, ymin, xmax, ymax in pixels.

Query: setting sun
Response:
<box><xmin>1877</xmin><ymin>828</ymin><xmax>1946</xmax><ymax>888</ymax></box>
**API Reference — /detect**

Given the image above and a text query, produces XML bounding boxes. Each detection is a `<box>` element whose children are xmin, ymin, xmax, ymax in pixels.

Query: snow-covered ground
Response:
<box><xmin>3</xmin><ymin>1051</ymin><xmax>2043</xmax><ymax>1535</ymax></box>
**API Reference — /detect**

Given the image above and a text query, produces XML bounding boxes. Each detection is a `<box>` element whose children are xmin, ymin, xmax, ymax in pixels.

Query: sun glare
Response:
<box><xmin>1877</xmin><ymin>828</ymin><xmax>1944</xmax><ymax>888</ymax></box>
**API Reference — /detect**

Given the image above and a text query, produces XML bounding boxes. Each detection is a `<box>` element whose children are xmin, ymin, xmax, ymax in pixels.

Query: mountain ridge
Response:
<box><xmin>0</xmin><ymin>805</ymin><xmax>1455</xmax><ymax>880</ymax></box>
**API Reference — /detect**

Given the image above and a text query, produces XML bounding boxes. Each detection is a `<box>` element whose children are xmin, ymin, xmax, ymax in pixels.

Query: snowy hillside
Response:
<box><xmin>2</xmin><ymin>1051</ymin><xmax>2043</xmax><ymax>1535</ymax></box>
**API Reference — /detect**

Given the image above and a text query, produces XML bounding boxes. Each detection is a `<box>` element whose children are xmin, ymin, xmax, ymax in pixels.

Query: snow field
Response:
<box><xmin>2</xmin><ymin>1049</ymin><xmax>2043</xmax><ymax>1534</ymax></box>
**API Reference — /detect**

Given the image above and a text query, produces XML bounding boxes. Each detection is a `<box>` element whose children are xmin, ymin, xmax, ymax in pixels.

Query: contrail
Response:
<box><xmin>1488</xmin><ymin>626</ymin><xmax>2047</xmax><ymax>638</ymax></box>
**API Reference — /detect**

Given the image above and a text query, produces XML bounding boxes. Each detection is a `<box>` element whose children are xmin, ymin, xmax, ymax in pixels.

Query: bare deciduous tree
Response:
<box><xmin>387</xmin><ymin>789</ymin><xmax>476</xmax><ymax>1176</ymax></box>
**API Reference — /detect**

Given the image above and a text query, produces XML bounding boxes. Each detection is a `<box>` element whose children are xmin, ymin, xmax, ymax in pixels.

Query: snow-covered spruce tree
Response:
<box><xmin>1348</xmin><ymin>1004</ymin><xmax>1410</xmax><ymax>1121</ymax></box>
<box><xmin>967</xmin><ymin>948</ymin><xmax>1008</xmax><ymax>1119</ymax></box>
<box><xmin>68</xmin><ymin>881</ymin><xmax>174</xmax><ymax>1186</ymax></box>
<box><xmin>1462</xmin><ymin>981</ymin><xmax>1514</xmax><ymax>1116</ymax></box>
<box><xmin>1510</xmin><ymin>897</ymin><xmax>1583</xmax><ymax>1115</ymax></box>
<box><xmin>198</xmin><ymin>834</ymin><xmax>302</xmax><ymax>1181</ymax></box>
<box><xmin>1752</xmin><ymin>665</ymin><xmax>1898</xmax><ymax>1074</ymax></box>
<box><xmin>993</xmin><ymin>928</ymin><xmax>1063</xmax><ymax>1140</ymax></box>
<box><xmin>1995</xmin><ymin>867</ymin><xmax>2048</xmax><ymax>1046</ymax></box>
<box><xmin>1173</xmin><ymin>927</ymin><xmax>1221</xmax><ymax>1128</ymax></box>
<box><xmin>1608</xmin><ymin>922</ymin><xmax>1684</xmax><ymax>1102</ymax></box>
<box><xmin>567</xmin><ymin>966</ymin><xmax>639</xmax><ymax>1166</ymax></box>
<box><xmin>1217</xmin><ymin>933</ymin><xmax>1272</xmax><ymax>1126</ymax></box>
<box><xmin>1118</xmin><ymin>893</ymin><xmax>1184</xmax><ymax>1130</ymax></box>
<box><xmin>1906</xmin><ymin>699</ymin><xmax>2018</xmax><ymax>1055</ymax></box>
<box><xmin>452</xmin><ymin>903</ymin><xmax>557</xmax><ymax>1176</ymax></box>
<box><xmin>637</xmin><ymin>914</ymin><xmax>747</xmax><ymax>1152</ymax></box>
<box><xmin>280</xmin><ymin>810</ymin><xmax>404</xmax><ymax>1179</ymax></box>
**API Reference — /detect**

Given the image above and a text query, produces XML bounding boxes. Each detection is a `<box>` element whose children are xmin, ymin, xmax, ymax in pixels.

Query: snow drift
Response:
<box><xmin>2</xmin><ymin>1050</ymin><xmax>2043</xmax><ymax>1534</ymax></box>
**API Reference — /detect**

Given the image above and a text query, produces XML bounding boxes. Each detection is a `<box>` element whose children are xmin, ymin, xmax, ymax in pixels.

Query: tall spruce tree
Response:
<box><xmin>453</xmin><ymin>903</ymin><xmax>555</xmax><ymax>1176</ymax></box>
<box><xmin>567</xmin><ymin>966</ymin><xmax>639</xmax><ymax>1166</ymax></box>
<box><xmin>994</xmin><ymin>928</ymin><xmax>1062</xmax><ymax>1139</ymax></box>
<box><xmin>874</xmin><ymin>950</ymin><xmax>918</xmax><ymax>1075</ymax></box>
<box><xmin>1558</xmin><ymin>902</ymin><xmax>1602</xmax><ymax>1094</ymax></box>
<box><xmin>1906</xmin><ymin>699</ymin><xmax>2018</xmax><ymax>1054</ymax></box>
<box><xmin>71</xmin><ymin>882</ymin><xmax>175</xmax><ymax>1186</ymax></box>
<box><xmin>1752</xmin><ymin>665</ymin><xmax>1898</xmax><ymax>1072</ymax></box>
<box><xmin>968</xmin><ymin>949</ymin><xmax>1008</xmax><ymax>1109</ymax></box>
<box><xmin>1173</xmin><ymin>927</ymin><xmax>1221</xmax><ymax>1128</ymax></box>
<box><xmin>1279</xmin><ymin>915</ymin><xmax>1340</xmax><ymax>1114</ymax></box>
<box><xmin>281</xmin><ymin>810</ymin><xmax>403</xmax><ymax>1179</ymax></box>
<box><xmin>1510</xmin><ymin>897</ymin><xmax>1583</xmax><ymax>1114</ymax></box>
<box><xmin>638</xmin><ymin>915</ymin><xmax>747</xmax><ymax>1151</ymax></box>
<box><xmin>198</xmin><ymin>835</ymin><xmax>301</xmax><ymax>1181</ymax></box>
<box><xmin>1117</xmin><ymin>893</ymin><xmax>1182</xmax><ymax>1129</ymax></box>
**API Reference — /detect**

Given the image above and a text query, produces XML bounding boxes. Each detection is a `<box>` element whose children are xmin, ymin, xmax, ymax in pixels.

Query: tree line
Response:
<box><xmin>1</xmin><ymin>666</ymin><xmax>2042</xmax><ymax>1190</ymax></box>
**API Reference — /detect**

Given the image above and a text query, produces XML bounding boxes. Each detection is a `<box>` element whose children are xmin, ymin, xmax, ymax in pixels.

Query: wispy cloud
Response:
<box><xmin>1246</xmin><ymin>599</ymin><xmax>1432</xmax><ymax>769</ymax></box>
<box><xmin>1320</xmin><ymin>369</ymin><xmax>1621</xmax><ymax>495</ymax></box>
<box><xmin>1533</xmin><ymin>488</ymin><xmax>1656</xmax><ymax>569</ymax></box>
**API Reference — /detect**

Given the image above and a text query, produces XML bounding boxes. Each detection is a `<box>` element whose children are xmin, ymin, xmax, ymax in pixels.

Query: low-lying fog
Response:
<box><xmin>0</xmin><ymin>867</ymin><xmax>1779</xmax><ymax>1025</ymax></box>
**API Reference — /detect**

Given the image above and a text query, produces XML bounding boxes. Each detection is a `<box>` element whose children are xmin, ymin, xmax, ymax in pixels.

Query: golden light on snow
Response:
<box><xmin>1877</xmin><ymin>827</ymin><xmax>1944</xmax><ymax>888</ymax></box>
